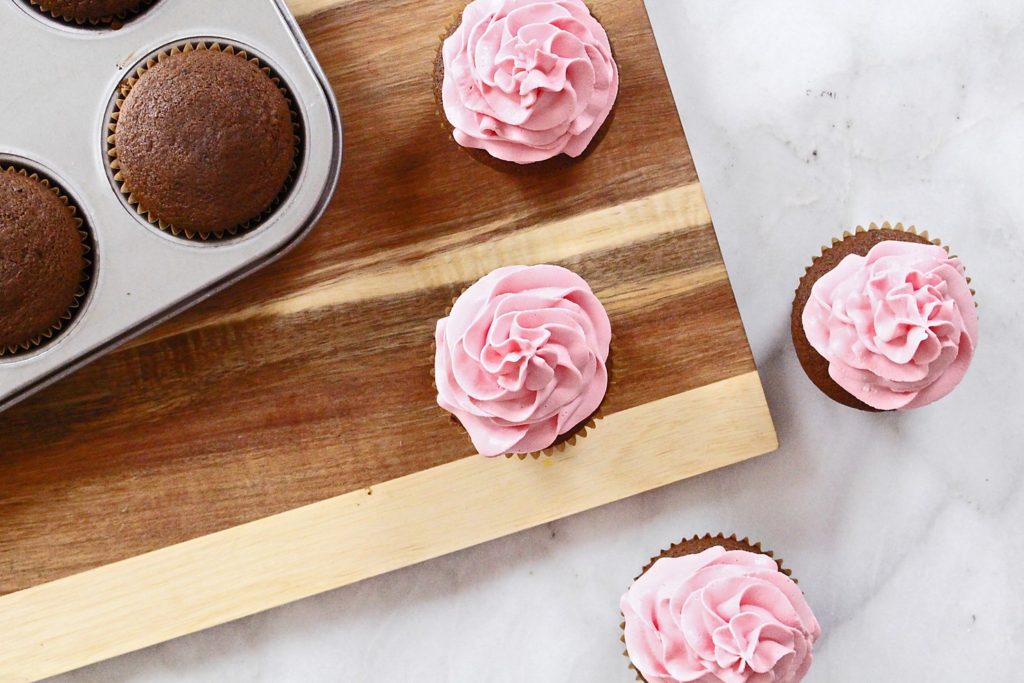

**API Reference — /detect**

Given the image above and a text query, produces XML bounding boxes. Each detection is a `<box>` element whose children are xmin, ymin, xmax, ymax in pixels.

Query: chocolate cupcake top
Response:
<box><xmin>113</xmin><ymin>45</ymin><xmax>296</xmax><ymax>237</ymax></box>
<box><xmin>32</xmin><ymin>0</ymin><xmax>148</xmax><ymax>23</ymax></box>
<box><xmin>0</xmin><ymin>168</ymin><xmax>86</xmax><ymax>352</ymax></box>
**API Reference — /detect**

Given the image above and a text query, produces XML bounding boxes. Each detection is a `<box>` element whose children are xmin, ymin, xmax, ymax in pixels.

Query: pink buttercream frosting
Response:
<box><xmin>440</xmin><ymin>0</ymin><xmax>619</xmax><ymax>164</ymax></box>
<box><xmin>434</xmin><ymin>265</ymin><xmax>611</xmax><ymax>456</ymax></box>
<box><xmin>802</xmin><ymin>240</ymin><xmax>977</xmax><ymax>410</ymax></box>
<box><xmin>621</xmin><ymin>547</ymin><xmax>821</xmax><ymax>683</ymax></box>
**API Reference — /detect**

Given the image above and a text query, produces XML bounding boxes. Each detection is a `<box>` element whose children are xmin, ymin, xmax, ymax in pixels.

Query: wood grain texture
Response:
<box><xmin>0</xmin><ymin>0</ymin><xmax>774</xmax><ymax>674</ymax></box>
<box><xmin>0</xmin><ymin>371</ymin><xmax>776</xmax><ymax>683</ymax></box>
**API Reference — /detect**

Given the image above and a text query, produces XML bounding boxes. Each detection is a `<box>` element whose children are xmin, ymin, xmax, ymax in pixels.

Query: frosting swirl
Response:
<box><xmin>621</xmin><ymin>547</ymin><xmax>820</xmax><ymax>683</ymax></box>
<box><xmin>440</xmin><ymin>0</ymin><xmax>619</xmax><ymax>164</ymax></box>
<box><xmin>802</xmin><ymin>240</ymin><xmax>977</xmax><ymax>410</ymax></box>
<box><xmin>434</xmin><ymin>265</ymin><xmax>611</xmax><ymax>456</ymax></box>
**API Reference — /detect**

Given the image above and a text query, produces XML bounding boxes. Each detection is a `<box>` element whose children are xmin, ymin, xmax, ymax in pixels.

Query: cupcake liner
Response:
<box><xmin>634</xmin><ymin>533</ymin><xmax>791</xmax><ymax>579</ymax></box>
<box><xmin>106</xmin><ymin>40</ymin><xmax>304</xmax><ymax>241</ymax></box>
<box><xmin>792</xmin><ymin>221</ymin><xmax>976</xmax><ymax>411</ymax></box>
<box><xmin>431</xmin><ymin>290</ymin><xmax>615</xmax><ymax>461</ymax></box>
<box><xmin>0</xmin><ymin>164</ymin><xmax>94</xmax><ymax>357</ymax></box>
<box><xmin>25</xmin><ymin>0</ymin><xmax>158</xmax><ymax>28</ymax></box>
<box><xmin>620</xmin><ymin>533</ymin><xmax>792</xmax><ymax>683</ymax></box>
<box><xmin>432</xmin><ymin>5</ymin><xmax>617</xmax><ymax>174</ymax></box>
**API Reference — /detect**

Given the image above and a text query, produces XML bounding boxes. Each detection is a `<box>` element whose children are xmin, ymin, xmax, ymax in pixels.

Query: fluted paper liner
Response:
<box><xmin>106</xmin><ymin>40</ymin><xmax>303</xmax><ymax>241</ymax></box>
<box><xmin>0</xmin><ymin>165</ymin><xmax>94</xmax><ymax>357</ymax></box>
<box><xmin>620</xmin><ymin>534</ymin><xmax>794</xmax><ymax>683</ymax></box>
<box><xmin>431</xmin><ymin>286</ymin><xmax>615</xmax><ymax>461</ymax></box>
<box><xmin>26</xmin><ymin>0</ymin><xmax>157</xmax><ymax>28</ymax></box>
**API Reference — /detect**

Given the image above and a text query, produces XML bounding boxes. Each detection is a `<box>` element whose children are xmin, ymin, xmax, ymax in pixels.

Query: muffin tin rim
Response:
<box><xmin>13</xmin><ymin>0</ymin><xmax>165</xmax><ymax>34</ymax></box>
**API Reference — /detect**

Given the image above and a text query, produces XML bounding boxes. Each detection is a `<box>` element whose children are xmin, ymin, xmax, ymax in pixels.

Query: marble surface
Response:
<box><xmin>53</xmin><ymin>0</ymin><xmax>1024</xmax><ymax>681</ymax></box>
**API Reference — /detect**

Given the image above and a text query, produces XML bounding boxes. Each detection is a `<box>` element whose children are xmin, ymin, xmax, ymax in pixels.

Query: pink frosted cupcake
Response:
<box><xmin>792</xmin><ymin>223</ymin><xmax>978</xmax><ymax>411</ymax></box>
<box><xmin>620</xmin><ymin>534</ymin><xmax>821</xmax><ymax>683</ymax></box>
<box><xmin>434</xmin><ymin>264</ymin><xmax>611</xmax><ymax>458</ymax></box>
<box><xmin>433</xmin><ymin>0</ymin><xmax>619</xmax><ymax>170</ymax></box>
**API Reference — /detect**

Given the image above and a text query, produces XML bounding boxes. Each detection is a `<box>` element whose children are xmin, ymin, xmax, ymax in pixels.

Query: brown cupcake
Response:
<box><xmin>433</xmin><ymin>265</ymin><xmax>612</xmax><ymax>460</ymax></box>
<box><xmin>621</xmin><ymin>534</ymin><xmax>821</xmax><ymax>683</ymax></box>
<box><xmin>29</xmin><ymin>0</ymin><xmax>153</xmax><ymax>25</ymax></box>
<box><xmin>433</xmin><ymin>1</ymin><xmax>618</xmax><ymax>174</ymax></box>
<box><xmin>110</xmin><ymin>43</ymin><xmax>299</xmax><ymax>240</ymax></box>
<box><xmin>433</xmin><ymin>294</ymin><xmax>611</xmax><ymax>462</ymax></box>
<box><xmin>792</xmin><ymin>223</ymin><xmax>939</xmax><ymax>411</ymax></box>
<box><xmin>0</xmin><ymin>166</ymin><xmax>91</xmax><ymax>355</ymax></box>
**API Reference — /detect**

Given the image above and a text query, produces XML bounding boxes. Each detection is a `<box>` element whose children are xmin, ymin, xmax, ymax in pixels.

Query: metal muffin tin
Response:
<box><xmin>0</xmin><ymin>0</ymin><xmax>342</xmax><ymax>412</ymax></box>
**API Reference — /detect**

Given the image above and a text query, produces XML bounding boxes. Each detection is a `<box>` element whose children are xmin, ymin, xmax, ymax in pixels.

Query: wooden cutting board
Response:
<box><xmin>0</xmin><ymin>0</ymin><xmax>776</xmax><ymax>679</ymax></box>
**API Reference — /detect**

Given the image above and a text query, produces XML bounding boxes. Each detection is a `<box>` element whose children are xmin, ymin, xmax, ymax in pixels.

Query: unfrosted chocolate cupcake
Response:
<box><xmin>111</xmin><ymin>44</ymin><xmax>297</xmax><ymax>239</ymax></box>
<box><xmin>0</xmin><ymin>167</ymin><xmax>89</xmax><ymax>354</ymax></box>
<box><xmin>30</xmin><ymin>0</ymin><xmax>151</xmax><ymax>24</ymax></box>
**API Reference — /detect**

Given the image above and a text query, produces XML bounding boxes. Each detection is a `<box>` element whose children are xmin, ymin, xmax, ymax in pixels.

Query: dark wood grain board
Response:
<box><xmin>0</xmin><ymin>3</ymin><xmax>781</xmax><ymax>677</ymax></box>
<box><xmin>1</xmin><ymin>0</ymin><xmax>757</xmax><ymax>600</ymax></box>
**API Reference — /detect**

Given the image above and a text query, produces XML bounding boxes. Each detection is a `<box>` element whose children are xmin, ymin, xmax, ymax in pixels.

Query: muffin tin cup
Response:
<box><xmin>24</xmin><ymin>0</ymin><xmax>159</xmax><ymax>29</ymax></box>
<box><xmin>106</xmin><ymin>39</ymin><xmax>306</xmax><ymax>241</ymax></box>
<box><xmin>0</xmin><ymin>0</ymin><xmax>342</xmax><ymax>412</ymax></box>
<box><xmin>0</xmin><ymin>161</ymin><xmax>95</xmax><ymax>358</ymax></box>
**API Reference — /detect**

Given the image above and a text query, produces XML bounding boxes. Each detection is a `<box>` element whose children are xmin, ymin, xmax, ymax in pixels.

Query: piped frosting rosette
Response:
<box><xmin>434</xmin><ymin>264</ymin><xmax>611</xmax><ymax>457</ymax></box>
<box><xmin>801</xmin><ymin>235</ymin><xmax>977</xmax><ymax>410</ymax></box>
<box><xmin>439</xmin><ymin>0</ymin><xmax>619</xmax><ymax>164</ymax></box>
<box><xmin>620</xmin><ymin>536</ymin><xmax>821</xmax><ymax>683</ymax></box>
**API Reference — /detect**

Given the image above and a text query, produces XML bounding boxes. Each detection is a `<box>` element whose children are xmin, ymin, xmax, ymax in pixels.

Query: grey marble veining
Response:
<box><xmin>51</xmin><ymin>1</ymin><xmax>1024</xmax><ymax>681</ymax></box>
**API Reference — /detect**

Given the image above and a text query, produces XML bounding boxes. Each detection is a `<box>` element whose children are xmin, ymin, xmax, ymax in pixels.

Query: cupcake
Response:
<box><xmin>792</xmin><ymin>222</ymin><xmax>978</xmax><ymax>411</ymax></box>
<box><xmin>110</xmin><ymin>43</ymin><xmax>299</xmax><ymax>240</ymax></box>
<box><xmin>435</xmin><ymin>0</ymin><xmax>619</xmax><ymax>170</ymax></box>
<box><xmin>29</xmin><ymin>0</ymin><xmax>151</xmax><ymax>25</ymax></box>
<box><xmin>434</xmin><ymin>264</ymin><xmax>611</xmax><ymax>458</ymax></box>
<box><xmin>0</xmin><ymin>166</ymin><xmax>90</xmax><ymax>355</ymax></box>
<box><xmin>620</xmin><ymin>534</ymin><xmax>821</xmax><ymax>683</ymax></box>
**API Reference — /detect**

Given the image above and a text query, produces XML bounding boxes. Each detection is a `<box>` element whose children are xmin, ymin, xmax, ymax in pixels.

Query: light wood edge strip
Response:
<box><xmin>0</xmin><ymin>370</ymin><xmax>776</xmax><ymax>682</ymax></box>
<box><xmin>130</xmin><ymin>183</ymin><xmax>712</xmax><ymax>348</ymax></box>
<box><xmin>287</xmin><ymin>0</ymin><xmax>356</xmax><ymax>18</ymax></box>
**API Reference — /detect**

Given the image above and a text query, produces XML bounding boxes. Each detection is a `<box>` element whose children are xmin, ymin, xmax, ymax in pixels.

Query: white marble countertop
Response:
<box><xmin>54</xmin><ymin>0</ymin><xmax>1023</xmax><ymax>680</ymax></box>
